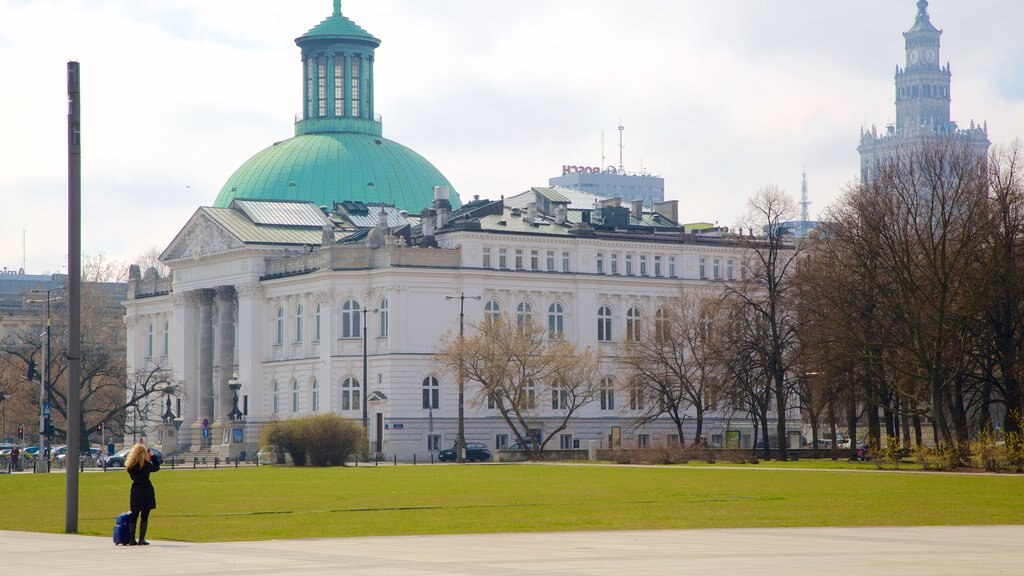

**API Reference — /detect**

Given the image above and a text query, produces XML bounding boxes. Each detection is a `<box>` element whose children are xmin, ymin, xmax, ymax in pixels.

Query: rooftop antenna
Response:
<box><xmin>617</xmin><ymin>122</ymin><xmax>625</xmax><ymax>173</ymax></box>
<box><xmin>800</xmin><ymin>167</ymin><xmax>811</xmax><ymax>223</ymax></box>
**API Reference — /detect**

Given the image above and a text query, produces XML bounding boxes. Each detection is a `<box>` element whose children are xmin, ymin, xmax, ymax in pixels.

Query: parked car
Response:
<box><xmin>53</xmin><ymin>446</ymin><xmax>104</xmax><ymax>467</ymax></box>
<box><xmin>103</xmin><ymin>447</ymin><xmax>162</xmax><ymax>467</ymax></box>
<box><xmin>438</xmin><ymin>442</ymin><xmax>492</xmax><ymax>462</ymax></box>
<box><xmin>508</xmin><ymin>439</ymin><xmax>538</xmax><ymax>451</ymax></box>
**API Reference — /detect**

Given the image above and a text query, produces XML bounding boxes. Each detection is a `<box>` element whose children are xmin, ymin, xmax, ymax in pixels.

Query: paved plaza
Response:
<box><xmin>3</xmin><ymin>525</ymin><xmax>1022</xmax><ymax>575</ymax></box>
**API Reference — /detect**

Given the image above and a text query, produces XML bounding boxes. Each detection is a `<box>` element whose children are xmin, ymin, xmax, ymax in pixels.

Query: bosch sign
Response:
<box><xmin>562</xmin><ymin>165</ymin><xmax>617</xmax><ymax>175</ymax></box>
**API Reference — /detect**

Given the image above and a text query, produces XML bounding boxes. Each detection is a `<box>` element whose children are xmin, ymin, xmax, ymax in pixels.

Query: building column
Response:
<box><xmin>192</xmin><ymin>288</ymin><xmax>215</xmax><ymax>451</ymax></box>
<box><xmin>212</xmin><ymin>285</ymin><xmax>236</xmax><ymax>453</ymax></box>
<box><xmin>235</xmin><ymin>282</ymin><xmax>263</xmax><ymax>455</ymax></box>
<box><xmin>170</xmin><ymin>291</ymin><xmax>199</xmax><ymax>447</ymax></box>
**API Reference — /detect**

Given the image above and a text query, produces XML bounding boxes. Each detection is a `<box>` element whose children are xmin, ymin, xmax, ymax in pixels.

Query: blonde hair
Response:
<box><xmin>124</xmin><ymin>443</ymin><xmax>149</xmax><ymax>470</ymax></box>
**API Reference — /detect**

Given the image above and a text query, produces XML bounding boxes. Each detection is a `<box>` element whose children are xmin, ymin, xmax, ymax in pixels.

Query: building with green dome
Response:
<box><xmin>213</xmin><ymin>0</ymin><xmax>460</xmax><ymax>213</ymax></box>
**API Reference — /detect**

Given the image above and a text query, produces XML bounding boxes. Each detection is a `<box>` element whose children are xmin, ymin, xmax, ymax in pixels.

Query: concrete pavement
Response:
<box><xmin>3</xmin><ymin>525</ymin><xmax>1022</xmax><ymax>575</ymax></box>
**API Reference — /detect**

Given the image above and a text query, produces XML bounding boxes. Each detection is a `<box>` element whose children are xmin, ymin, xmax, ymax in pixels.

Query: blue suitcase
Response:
<box><xmin>113</xmin><ymin>512</ymin><xmax>131</xmax><ymax>545</ymax></box>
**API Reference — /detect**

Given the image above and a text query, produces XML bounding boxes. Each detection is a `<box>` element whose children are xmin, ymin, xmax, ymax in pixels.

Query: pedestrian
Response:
<box><xmin>9</xmin><ymin>446</ymin><xmax>19</xmax><ymax>471</ymax></box>
<box><xmin>124</xmin><ymin>443</ymin><xmax>160</xmax><ymax>545</ymax></box>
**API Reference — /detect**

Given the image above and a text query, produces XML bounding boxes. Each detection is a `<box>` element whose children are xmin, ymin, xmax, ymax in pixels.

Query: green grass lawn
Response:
<box><xmin>2</xmin><ymin>462</ymin><xmax>1020</xmax><ymax>542</ymax></box>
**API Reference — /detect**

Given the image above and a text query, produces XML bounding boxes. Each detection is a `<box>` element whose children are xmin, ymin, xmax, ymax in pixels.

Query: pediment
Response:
<box><xmin>163</xmin><ymin>211</ymin><xmax>244</xmax><ymax>262</ymax></box>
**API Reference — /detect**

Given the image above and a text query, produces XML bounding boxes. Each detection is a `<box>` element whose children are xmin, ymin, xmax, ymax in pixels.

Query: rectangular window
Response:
<box><xmin>499</xmin><ymin>248</ymin><xmax>508</xmax><ymax>269</ymax></box>
<box><xmin>699</xmin><ymin>256</ymin><xmax>707</xmax><ymax>279</ymax></box>
<box><xmin>654</xmin><ymin>255</ymin><xmax>662</xmax><ymax>277</ymax></box>
<box><xmin>317</xmin><ymin>56</ymin><xmax>326</xmax><ymax>117</ymax></box>
<box><xmin>495</xmin><ymin>434</ymin><xmax>508</xmax><ymax>449</ymax></box>
<box><xmin>546</xmin><ymin>250</ymin><xmax>555</xmax><ymax>272</ymax></box>
<box><xmin>611</xmin><ymin>253</ymin><xmax>619</xmax><ymax>275</ymax></box>
<box><xmin>334</xmin><ymin>61</ymin><xmax>343</xmax><ymax>116</ymax></box>
<box><xmin>427</xmin><ymin>434</ymin><xmax>441</xmax><ymax>452</ymax></box>
<box><xmin>713</xmin><ymin>258</ymin><xmax>721</xmax><ymax>279</ymax></box>
<box><xmin>350</xmin><ymin>57</ymin><xmax>362</xmax><ymax>117</ymax></box>
<box><xmin>306</xmin><ymin>57</ymin><xmax>314</xmax><ymax>117</ymax></box>
<box><xmin>560</xmin><ymin>434</ymin><xmax>573</xmax><ymax>450</ymax></box>
<box><xmin>625</xmin><ymin>254</ymin><xmax>633</xmax><ymax>276</ymax></box>
<box><xmin>640</xmin><ymin>255</ymin><xmax>648</xmax><ymax>277</ymax></box>
<box><xmin>530</xmin><ymin>249</ymin><xmax>539</xmax><ymax>271</ymax></box>
<box><xmin>482</xmin><ymin>247</ymin><xmax>492</xmax><ymax>268</ymax></box>
<box><xmin>562</xmin><ymin>251</ymin><xmax>571</xmax><ymax>272</ymax></box>
<box><xmin>727</xmin><ymin>259</ymin><xmax>734</xmax><ymax>280</ymax></box>
<box><xmin>667</xmin><ymin>434</ymin><xmax>680</xmax><ymax>446</ymax></box>
<box><xmin>638</xmin><ymin>434</ymin><xmax>649</xmax><ymax>448</ymax></box>
<box><xmin>741</xmin><ymin>260</ymin><xmax>749</xmax><ymax>280</ymax></box>
<box><xmin>515</xmin><ymin>248</ymin><xmax>524</xmax><ymax>270</ymax></box>
<box><xmin>669</xmin><ymin>256</ymin><xmax>677</xmax><ymax>278</ymax></box>
<box><xmin>596</xmin><ymin>252</ymin><xmax>605</xmax><ymax>274</ymax></box>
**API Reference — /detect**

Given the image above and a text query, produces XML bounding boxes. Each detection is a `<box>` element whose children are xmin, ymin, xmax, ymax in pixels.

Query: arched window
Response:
<box><xmin>311</xmin><ymin>378</ymin><xmax>320</xmax><ymax>412</ymax></box>
<box><xmin>295</xmin><ymin>304</ymin><xmax>304</xmax><ymax>344</ymax></box>
<box><xmin>516</xmin><ymin>302</ymin><xmax>533</xmax><ymax>329</ymax></box>
<box><xmin>597</xmin><ymin>306</ymin><xmax>613</xmax><ymax>342</ymax></box>
<box><xmin>518</xmin><ymin>380</ymin><xmax>536</xmax><ymax>409</ymax></box>
<box><xmin>547</xmin><ymin>303</ymin><xmax>564</xmax><ymax>340</ymax></box>
<box><xmin>629</xmin><ymin>380</ymin><xmax>645</xmax><ymax>410</ymax></box>
<box><xmin>272</xmin><ymin>381</ymin><xmax>280</xmax><ymax>414</ymax></box>
<box><xmin>274</xmin><ymin>307</ymin><xmax>284</xmax><ymax>346</ymax></box>
<box><xmin>378</xmin><ymin>298</ymin><xmax>389</xmax><ymax>338</ymax></box>
<box><xmin>314</xmin><ymin>303</ymin><xmax>322</xmax><ymax>342</ymax></box>
<box><xmin>655</xmin><ymin>309</ymin><xmax>670</xmax><ymax>342</ymax></box>
<box><xmin>422</xmin><ymin>376</ymin><xmax>439</xmax><ymax>409</ymax></box>
<box><xmin>162</xmin><ymin>321</ymin><xmax>170</xmax><ymax>357</ymax></box>
<box><xmin>484</xmin><ymin>300</ymin><xmax>501</xmax><ymax>324</ymax></box>
<box><xmin>292</xmin><ymin>380</ymin><xmax>299</xmax><ymax>413</ymax></box>
<box><xmin>600</xmin><ymin>376</ymin><xmax>615</xmax><ymax>410</ymax></box>
<box><xmin>341</xmin><ymin>377</ymin><xmax>360</xmax><ymax>411</ymax></box>
<box><xmin>342</xmin><ymin>299</ymin><xmax>361</xmax><ymax>338</ymax></box>
<box><xmin>626</xmin><ymin>307</ymin><xmax>642</xmax><ymax>342</ymax></box>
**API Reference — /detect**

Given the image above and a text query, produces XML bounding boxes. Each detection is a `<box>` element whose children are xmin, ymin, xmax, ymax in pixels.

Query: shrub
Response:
<box><xmin>969</xmin><ymin>431</ymin><xmax>1005</xmax><ymax>472</ymax></box>
<box><xmin>260</xmin><ymin>414</ymin><xmax>365</xmax><ymax>467</ymax></box>
<box><xmin>872</xmin><ymin>435</ymin><xmax>905</xmax><ymax>470</ymax></box>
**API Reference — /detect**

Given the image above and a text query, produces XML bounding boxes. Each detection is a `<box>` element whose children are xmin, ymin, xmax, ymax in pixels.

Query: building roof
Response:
<box><xmin>297</xmin><ymin>1</ymin><xmax>380</xmax><ymax>45</ymax></box>
<box><xmin>213</xmin><ymin>132</ymin><xmax>459</xmax><ymax>216</ymax></box>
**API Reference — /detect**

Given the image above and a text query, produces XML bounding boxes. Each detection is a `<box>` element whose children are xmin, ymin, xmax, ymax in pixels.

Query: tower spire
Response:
<box><xmin>334</xmin><ymin>0</ymin><xmax>342</xmax><ymax>16</ymax></box>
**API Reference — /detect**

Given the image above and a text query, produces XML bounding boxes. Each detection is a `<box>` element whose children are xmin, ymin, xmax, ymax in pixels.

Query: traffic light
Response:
<box><xmin>26</xmin><ymin>359</ymin><xmax>36</xmax><ymax>381</ymax></box>
<box><xmin>17</xmin><ymin>426</ymin><xmax>23</xmax><ymax>439</ymax></box>
<box><xmin>97</xmin><ymin>422</ymin><xmax>103</xmax><ymax>433</ymax></box>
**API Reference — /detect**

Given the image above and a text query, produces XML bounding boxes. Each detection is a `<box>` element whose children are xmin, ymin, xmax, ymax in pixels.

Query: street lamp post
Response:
<box><xmin>28</xmin><ymin>287</ymin><xmax>63</xmax><ymax>473</ymax></box>
<box><xmin>360</xmin><ymin>306</ymin><xmax>378</xmax><ymax>457</ymax></box>
<box><xmin>446</xmin><ymin>292</ymin><xmax>479</xmax><ymax>463</ymax></box>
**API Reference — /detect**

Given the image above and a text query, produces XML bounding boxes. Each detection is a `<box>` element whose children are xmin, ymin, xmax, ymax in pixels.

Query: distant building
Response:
<box><xmin>549</xmin><ymin>165</ymin><xmax>664</xmax><ymax>208</ymax></box>
<box><xmin>858</xmin><ymin>0</ymin><xmax>989</xmax><ymax>182</ymax></box>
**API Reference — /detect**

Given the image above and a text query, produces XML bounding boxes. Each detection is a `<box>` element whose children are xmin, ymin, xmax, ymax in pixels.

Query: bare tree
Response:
<box><xmin>617</xmin><ymin>293</ymin><xmax>723</xmax><ymax>445</ymax></box>
<box><xmin>722</xmin><ymin>186</ymin><xmax>804</xmax><ymax>459</ymax></box>
<box><xmin>857</xmin><ymin>141</ymin><xmax>991</xmax><ymax>444</ymax></box>
<box><xmin>435</xmin><ymin>314</ymin><xmax>601</xmax><ymax>459</ymax></box>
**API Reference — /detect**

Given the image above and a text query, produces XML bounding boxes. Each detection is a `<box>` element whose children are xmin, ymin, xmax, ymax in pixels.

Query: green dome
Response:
<box><xmin>213</xmin><ymin>1</ymin><xmax>460</xmax><ymax>213</ymax></box>
<box><xmin>214</xmin><ymin>132</ymin><xmax>459</xmax><ymax>212</ymax></box>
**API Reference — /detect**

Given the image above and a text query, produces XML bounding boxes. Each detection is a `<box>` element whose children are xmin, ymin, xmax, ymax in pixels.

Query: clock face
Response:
<box><xmin>909</xmin><ymin>50</ymin><xmax>920</xmax><ymax>65</ymax></box>
<box><xmin>924</xmin><ymin>49</ymin><xmax>936</xmax><ymax>63</ymax></box>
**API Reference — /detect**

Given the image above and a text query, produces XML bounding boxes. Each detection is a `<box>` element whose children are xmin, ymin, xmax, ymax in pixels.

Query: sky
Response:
<box><xmin>2</xmin><ymin>0</ymin><xmax>1024</xmax><ymax>276</ymax></box>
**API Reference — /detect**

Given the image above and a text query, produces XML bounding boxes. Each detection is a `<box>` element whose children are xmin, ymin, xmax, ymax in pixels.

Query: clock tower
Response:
<box><xmin>858</xmin><ymin>1</ymin><xmax>989</xmax><ymax>183</ymax></box>
<box><xmin>895</xmin><ymin>0</ymin><xmax>950</xmax><ymax>132</ymax></box>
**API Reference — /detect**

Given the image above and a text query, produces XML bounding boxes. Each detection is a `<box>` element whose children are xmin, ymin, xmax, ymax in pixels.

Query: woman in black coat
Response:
<box><xmin>125</xmin><ymin>443</ymin><xmax>160</xmax><ymax>545</ymax></box>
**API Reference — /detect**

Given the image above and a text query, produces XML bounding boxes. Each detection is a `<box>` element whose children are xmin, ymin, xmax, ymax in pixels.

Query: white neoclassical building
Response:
<box><xmin>125</xmin><ymin>187</ymin><xmax>801</xmax><ymax>461</ymax></box>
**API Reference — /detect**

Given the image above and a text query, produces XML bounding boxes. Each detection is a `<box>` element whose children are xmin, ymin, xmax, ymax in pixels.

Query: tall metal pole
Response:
<box><xmin>37</xmin><ymin>317</ymin><xmax>47</xmax><ymax>474</ymax></box>
<box><xmin>66</xmin><ymin>60</ymin><xmax>82</xmax><ymax>533</ymax></box>
<box><xmin>361</xmin><ymin>306</ymin><xmax>377</xmax><ymax>457</ymax></box>
<box><xmin>446</xmin><ymin>292</ymin><xmax>479</xmax><ymax>463</ymax></box>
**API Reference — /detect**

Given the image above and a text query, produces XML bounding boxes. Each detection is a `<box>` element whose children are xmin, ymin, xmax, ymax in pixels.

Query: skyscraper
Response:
<box><xmin>857</xmin><ymin>0</ymin><xmax>989</xmax><ymax>182</ymax></box>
